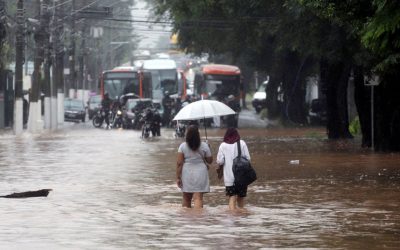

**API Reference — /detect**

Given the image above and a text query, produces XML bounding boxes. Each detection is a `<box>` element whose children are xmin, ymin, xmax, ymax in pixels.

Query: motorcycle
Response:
<box><xmin>140</xmin><ymin>108</ymin><xmax>161</xmax><ymax>138</ymax></box>
<box><xmin>141</xmin><ymin>120</ymin><xmax>152</xmax><ymax>138</ymax></box>
<box><xmin>123</xmin><ymin>108</ymin><xmax>144</xmax><ymax>130</ymax></box>
<box><xmin>92</xmin><ymin>109</ymin><xmax>107</xmax><ymax>128</ymax></box>
<box><xmin>174</xmin><ymin>122</ymin><xmax>186</xmax><ymax>138</ymax></box>
<box><xmin>111</xmin><ymin>108</ymin><xmax>123</xmax><ymax>128</ymax></box>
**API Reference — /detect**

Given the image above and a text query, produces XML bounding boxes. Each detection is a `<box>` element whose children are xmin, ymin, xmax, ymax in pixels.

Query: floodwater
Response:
<box><xmin>0</xmin><ymin>124</ymin><xmax>399</xmax><ymax>249</ymax></box>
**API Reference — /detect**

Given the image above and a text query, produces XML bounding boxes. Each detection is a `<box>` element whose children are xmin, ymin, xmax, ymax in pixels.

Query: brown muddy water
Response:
<box><xmin>0</xmin><ymin>124</ymin><xmax>399</xmax><ymax>249</ymax></box>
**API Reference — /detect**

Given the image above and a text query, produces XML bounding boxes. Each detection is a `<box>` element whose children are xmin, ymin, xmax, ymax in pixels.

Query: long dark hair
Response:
<box><xmin>186</xmin><ymin>125</ymin><xmax>201</xmax><ymax>151</ymax></box>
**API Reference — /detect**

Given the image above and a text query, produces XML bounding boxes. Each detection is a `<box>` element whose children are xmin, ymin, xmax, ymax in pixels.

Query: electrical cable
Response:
<box><xmin>48</xmin><ymin>0</ymin><xmax>73</xmax><ymax>10</ymax></box>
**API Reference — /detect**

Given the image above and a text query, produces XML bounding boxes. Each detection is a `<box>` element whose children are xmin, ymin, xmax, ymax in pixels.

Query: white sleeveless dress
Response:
<box><xmin>178</xmin><ymin>142</ymin><xmax>211</xmax><ymax>193</ymax></box>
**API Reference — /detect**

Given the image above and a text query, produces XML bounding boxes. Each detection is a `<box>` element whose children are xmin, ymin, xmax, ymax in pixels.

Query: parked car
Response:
<box><xmin>64</xmin><ymin>98</ymin><xmax>86</xmax><ymax>123</ymax></box>
<box><xmin>87</xmin><ymin>95</ymin><xmax>102</xmax><ymax>119</ymax></box>
<box><xmin>125</xmin><ymin>98</ymin><xmax>153</xmax><ymax>112</ymax></box>
<box><xmin>308</xmin><ymin>98</ymin><xmax>327</xmax><ymax>125</ymax></box>
<box><xmin>252</xmin><ymin>81</ymin><xmax>268</xmax><ymax>113</ymax></box>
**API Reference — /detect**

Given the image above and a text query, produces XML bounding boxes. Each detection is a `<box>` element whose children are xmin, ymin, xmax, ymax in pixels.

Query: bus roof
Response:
<box><xmin>142</xmin><ymin>59</ymin><xmax>177</xmax><ymax>70</ymax></box>
<box><xmin>110</xmin><ymin>66</ymin><xmax>137</xmax><ymax>72</ymax></box>
<box><xmin>102</xmin><ymin>66</ymin><xmax>139</xmax><ymax>75</ymax></box>
<box><xmin>202</xmin><ymin>64</ymin><xmax>241</xmax><ymax>75</ymax></box>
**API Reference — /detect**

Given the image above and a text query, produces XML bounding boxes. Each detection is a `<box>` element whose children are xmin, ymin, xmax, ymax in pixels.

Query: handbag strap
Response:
<box><xmin>236</xmin><ymin>140</ymin><xmax>241</xmax><ymax>157</ymax></box>
<box><xmin>197</xmin><ymin>151</ymin><xmax>210</xmax><ymax>168</ymax></box>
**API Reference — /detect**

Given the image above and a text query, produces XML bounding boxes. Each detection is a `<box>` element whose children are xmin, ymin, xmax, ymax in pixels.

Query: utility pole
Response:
<box><xmin>14</xmin><ymin>0</ymin><xmax>25</xmax><ymax>135</ymax></box>
<box><xmin>52</xmin><ymin>0</ymin><xmax>65</xmax><ymax>128</ymax></box>
<box><xmin>0</xmin><ymin>0</ymin><xmax>6</xmax><ymax>57</ymax></box>
<box><xmin>28</xmin><ymin>0</ymin><xmax>46</xmax><ymax>133</ymax></box>
<box><xmin>69</xmin><ymin>0</ymin><xmax>76</xmax><ymax>98</ymax></box>
<box><xmin>0</xmin><ymin>0</ymin><xmax>7</xmax><ymax>129</ymax></box>
<box><xmin>41</xmin><ymin>0</ymin><xmax>51</xmax><ymax>130</ymax></box>
<box><xmin>77</xmin><ymin>23</ymin><xmax>89</xmax><ymax>104</ymax></box>
<box><xmin>77</xmin><ymin>24</ymin><xmax>85</xmax><ymax>100</ymax></box>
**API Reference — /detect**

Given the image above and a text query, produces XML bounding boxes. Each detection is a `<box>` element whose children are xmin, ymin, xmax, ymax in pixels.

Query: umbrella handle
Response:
<box><xmin>204</xmin><ymin>117</ymin><xmax>207</xmax><ymax>140</ymax></box>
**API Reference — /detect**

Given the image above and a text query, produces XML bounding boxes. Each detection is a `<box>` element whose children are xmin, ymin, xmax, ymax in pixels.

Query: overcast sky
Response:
<box><xmin>131</xmin><ymin>1</ymin><xmax>172</xmax><ymax>50</ymax></box>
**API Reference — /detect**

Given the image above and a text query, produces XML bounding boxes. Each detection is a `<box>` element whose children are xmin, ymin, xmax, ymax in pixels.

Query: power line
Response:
<box><xmin>48</xmin><ymin>0</ymin><xmax>73</xmax><ymax>10</ymax></box>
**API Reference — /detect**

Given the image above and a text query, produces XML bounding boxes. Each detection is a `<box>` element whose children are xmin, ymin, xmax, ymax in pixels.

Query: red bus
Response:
<box><xmin>99</xmin><ymin>66</ymin><xmax>152</xmax><ymax>100</ymax></box>
<box><xmin>193</xmin><ymin>64</ymin><xmax>241</xmax><ymax>102</ymax></box>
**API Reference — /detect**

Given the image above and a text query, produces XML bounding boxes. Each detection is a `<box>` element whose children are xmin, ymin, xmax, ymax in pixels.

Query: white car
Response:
<box><xmin>252</xmin><ymin>81</ymin><xmax>268</xmax><ymax>113</ymax></box>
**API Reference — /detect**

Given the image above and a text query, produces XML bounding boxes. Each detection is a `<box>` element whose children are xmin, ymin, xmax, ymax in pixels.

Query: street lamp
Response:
<box><xmin>364</xmin><ymin>75</ymin><xmax>380</xmax><ymax>149</ymax></box>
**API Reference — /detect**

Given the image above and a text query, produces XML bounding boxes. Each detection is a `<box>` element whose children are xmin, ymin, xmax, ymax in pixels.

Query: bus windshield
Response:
<box><xmin>103</xmin><ymin>72</ymin><xmax>140</xmax><ymax>100</ymax></box>
<box><xmin>204</xmin><ymin>74</ymin><xmax>240</xmax><ymax>100</ymax></box>
<box><xmin>148</xmin><ymin>69</ymin><xmax>177</xmax><ymax>99</ymax></box>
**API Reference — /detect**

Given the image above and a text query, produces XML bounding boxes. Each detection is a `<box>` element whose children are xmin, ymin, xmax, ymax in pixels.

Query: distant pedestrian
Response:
<box><xmin>225</xmin><ymin>95</ymin><xmax>240</xmax><ymax>128</ymax></box>
<box><xmin>101</xmin><ymin>92</ymin><xmax>112</xmax><ymax>128</ymax></box>
<box><xmin>216</xmin><ymin>128</ymin><xmax>251</xmax><ymax>210</ymax></box>
<box><xmin>162</xmin><ymin>91</ymin><xmax>173</xmax><ymax>127</ymax></box>
<box><xmin>176</xmin><ymin>125</ymin><xmax>212</xmax><ymax>208</ymax></box>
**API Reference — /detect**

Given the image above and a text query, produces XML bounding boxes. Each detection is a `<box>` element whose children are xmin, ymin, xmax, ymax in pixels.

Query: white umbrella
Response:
<box><xmin>173</xmin><ymin>99</ymin><xmax>236</xmax><ymax>139</ymax></box>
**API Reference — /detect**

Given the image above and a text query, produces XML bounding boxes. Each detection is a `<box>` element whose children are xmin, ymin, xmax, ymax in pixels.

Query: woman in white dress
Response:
<box><xmin>176</xmin><ymin>125</ymin><xmax>213</xmax><ymax>208</ymax></box>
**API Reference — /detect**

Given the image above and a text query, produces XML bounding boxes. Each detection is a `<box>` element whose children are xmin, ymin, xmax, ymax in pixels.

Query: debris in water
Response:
<box><xmin>0</xmin><ymin>189</ymin><xmax>52</xmax><ymax>198</ymax></box>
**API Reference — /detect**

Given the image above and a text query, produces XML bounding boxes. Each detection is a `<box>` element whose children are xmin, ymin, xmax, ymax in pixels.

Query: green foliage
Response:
<box><xmin>361</xmin><ymin>1</ymin><xmax>400</xmax><ymax>73</ymax></box>
<box><xmin>152</xmin><ymin>0</ymin><xmax>400</xmax><ymax>138</ymax></box>
<box><xmin>349</xmin><ymin>116</ymin><xmax>361</xmax><ymax>136</ymax></box>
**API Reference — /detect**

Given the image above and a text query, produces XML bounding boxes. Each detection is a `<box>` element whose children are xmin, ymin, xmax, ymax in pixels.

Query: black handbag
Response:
<box><xmin>232</xmin><ymin>141</ymin><xmax>257</xmax><ymax>186</ymax></box>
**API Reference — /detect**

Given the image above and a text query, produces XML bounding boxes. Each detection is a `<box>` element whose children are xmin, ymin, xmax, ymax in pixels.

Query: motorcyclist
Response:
<box><xmin>144</xmin><ymin>107</ymin><xmax>153</xmax><ymax>122</ymax></box>
<box><xmin>182</xmin><ymin>95</ymin><xmax>191</xmax><ymax>107</ymax></box>
<box><xmin>143</xmin><ymin>107</ymin><xmax>160</xmax><ymax>137</ymax></box>
<box><xmin>101</xmin><ymin>92</ymin><xmax>112</xmax><ymax>128</ymax></box>
<box><xmin>174</xmin><ymin>97</ymin><xmax>182</xmax><ymax>114</ymax></box>
<box><xmin>162</xmin><ymin>91</ymin><xmax>173</xmax><ymax>127</ymax></box>
<box><xmin>152</xmin><ymin>109</ymin><xmax>162</xmax><ymax>136</ymax></box>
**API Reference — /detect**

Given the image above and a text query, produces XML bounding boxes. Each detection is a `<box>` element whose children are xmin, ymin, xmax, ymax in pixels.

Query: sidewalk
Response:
<box><xmin>238</xmin><ymin>108</ymin><xmax>269</xmax><ymax>128</ymax></box>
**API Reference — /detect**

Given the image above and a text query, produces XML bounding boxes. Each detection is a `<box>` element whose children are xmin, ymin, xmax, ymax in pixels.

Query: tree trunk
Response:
<box><xmin>265</xmin><ymin>74</ymin><xmax>282</xmax><ymax>119</ymax></box>
<box><xmin>281</xmin><ymin>53</ymin><xmax>309</xmax><ymax>124</ymax></box>
<box><xmin>375</xmin><ymin>72</ymin><xmax>400</xmax><ymax>151</ymax></box>
<box><xmin>320</xmin><ymin>59</ymin><xmax>353</xmax><ymax>139</ymax></box>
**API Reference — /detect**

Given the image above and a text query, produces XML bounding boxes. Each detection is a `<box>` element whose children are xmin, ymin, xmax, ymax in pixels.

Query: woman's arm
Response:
<box><xmin>216</xmin><ymin>144</ymin><xmax>225</xmax><ymax>166</ymax></box>
<box><xmin>176</xmin><ymin>152</ymin><xmax>184</xmax><ymax>188</ymax></box>
<box><xmin>205</xmin><ymin>155</ymin><xmax>213</xmax><ymax>164</ymax></box>
<box><xmin>203</xmin><ymin>142</ymin><xmax>213</xmax><ymax>164</ymax></box>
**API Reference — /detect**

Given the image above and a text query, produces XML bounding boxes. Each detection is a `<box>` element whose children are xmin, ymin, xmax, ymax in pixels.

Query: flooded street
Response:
<box><xmin>1</xmin><ymin>123</ymin><xmax>400</xmax><ymax>249</ymax></box>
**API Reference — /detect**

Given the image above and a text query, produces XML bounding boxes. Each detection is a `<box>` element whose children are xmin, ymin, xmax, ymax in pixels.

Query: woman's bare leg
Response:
<box><xmin>182</xmin><ymin>193</ymin><xmax>193</xmax><ymax>208</ymax></box>
<box><xmin>228</xmin><ymin>196</ymin><xmax>237</xmax><ymax>210</ymax></box>
<box><xmin>193</xmin><ymin>192</ymin><xmax>204</xmax><ymax>209</ymax></box>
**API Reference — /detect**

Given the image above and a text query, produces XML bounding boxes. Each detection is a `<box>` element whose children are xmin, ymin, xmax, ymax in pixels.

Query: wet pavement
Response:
<box><xmin>0</xmin><ymin>121</ymin><xmax>400</xmax><ymax>249</ymax></box>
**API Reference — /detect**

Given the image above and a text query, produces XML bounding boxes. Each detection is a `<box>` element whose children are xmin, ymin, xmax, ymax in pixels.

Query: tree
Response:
<box><xmin>298</xmin><ymin>0</ymin><xmax>400</xmax><ymax>150</ymax></box>
<box><xmin>152</xmin><ymin>0</ymin><xmax>400</xmax><ymax>150</ymax></box>
<box><xmin>151</xmin><ymin>0</ymin><xmax>314</xmax><ymax>123</ymax></box>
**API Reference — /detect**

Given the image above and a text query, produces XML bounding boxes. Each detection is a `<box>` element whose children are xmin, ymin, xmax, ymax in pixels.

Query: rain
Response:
<box><xmin>0</xmin><ymin>1</ymin><xmax>400</xmax><ymax>249</ymax></box>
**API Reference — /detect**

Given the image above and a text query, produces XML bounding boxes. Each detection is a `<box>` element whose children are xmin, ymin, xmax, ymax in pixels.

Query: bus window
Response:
<box><xmin>204</xmin><ymin>75</ymin><xmax>240</xmax><ymax>100</ymax></box>
<box><xmin>102</xmin><ymin>71</ymin><xmax>141</xmax><ymax>100</ymax></box>
<box><xmin>148</xmin><ymin>69</ymin><xmax>177</xmax><ymax>99</ymax></box>
<box><xmin>104</xmin><ymin>79</ymin><xmax>124</xmax><ymax>100</ymax></box>
<box><xmin>205</xmin><ymin>80</ymin><xmax>221</xmax><ymax>98</ymax></box>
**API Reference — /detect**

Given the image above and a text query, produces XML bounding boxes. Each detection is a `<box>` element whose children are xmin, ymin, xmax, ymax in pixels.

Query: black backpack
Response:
<box><xmin>232</xmin><ymin>140</ymin><xmax>257</xmax><ymax>186</ymax></box>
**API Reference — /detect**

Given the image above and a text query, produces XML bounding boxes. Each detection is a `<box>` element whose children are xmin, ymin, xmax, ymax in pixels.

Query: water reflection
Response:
<box><xmin>0</xmin><ymin>125</ymin><xmax>399</xmax><ymax>249</ymax></box>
